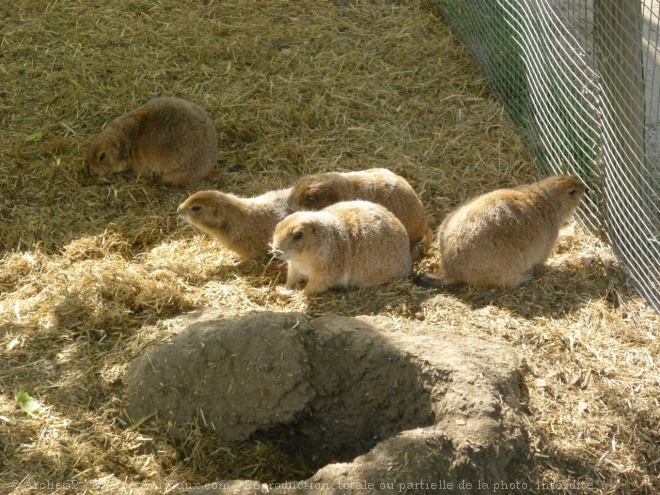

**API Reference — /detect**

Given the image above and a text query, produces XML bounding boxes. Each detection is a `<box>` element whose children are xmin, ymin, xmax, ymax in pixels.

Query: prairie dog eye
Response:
<box><xmin>191</xmin><ymin>205</ymin><xmax>203</xmax><ymax>212</ymax></box>
<box><xmin>305</xmin><ymin>196</ymin><xmax>317</xmax><ymax>204</ymax></box>
<box><xmin>99</xmin><ymin>151</ymin><xmax>106</xmax><ymax>161</ymax></box>
<box><xmin>293</xmin><ymin>231</ymin><xmax>303</xmax><ymax>241</ymax></box>
<box><xmin>568</xmin><ymin>188</ymin><xmax>577</xmax><ymax>196</ymax></box>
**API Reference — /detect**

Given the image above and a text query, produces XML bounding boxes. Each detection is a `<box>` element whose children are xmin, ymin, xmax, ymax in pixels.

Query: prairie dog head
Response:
<box><xmin>177</xmin><ymin>190</ymin><xmax>234</xmax><ymax>237</ymax></box>
<box><xmin>271</xmin><ymin>212</ymin><xmax>326</xmax><ymax>261</ymax></box>
<box><xmin>287</xmin><ymin>173</ymin><xmax>344</xmax><ymax>211</ymax></box>
<box><xmin>538</xmin><ymin>174</ymin><xmax>586</xmax><ymax>220</ymax></box>
<box><xmin>87</xmin><ymin>126</ymin><xmax>129</xmax><ymax>177</ymax></box>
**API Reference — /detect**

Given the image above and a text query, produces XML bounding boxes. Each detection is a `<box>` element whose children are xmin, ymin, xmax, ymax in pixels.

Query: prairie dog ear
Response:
<box><xmin>321</xmin><ymin>187</ymin><xmax>341</xmax><ymax>205</ymax></box>
<box><xmin>115</xmin><ymin>139</ymin><xmax>127</xmax><ymax>162</ymax></box>
<box><xmin>300</xmin><ymin>181</ymin><xmax>340</xmax><ymax>207</ymax></box>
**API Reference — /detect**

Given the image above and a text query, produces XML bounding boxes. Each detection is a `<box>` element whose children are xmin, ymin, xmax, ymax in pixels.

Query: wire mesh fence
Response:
<box><xmin>430</xmin><ymin>0</ymin><xmax>660</xmax><ymax>313</ymax></box>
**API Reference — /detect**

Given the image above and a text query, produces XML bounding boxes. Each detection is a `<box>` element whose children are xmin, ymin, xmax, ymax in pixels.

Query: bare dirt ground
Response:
<box><xmin>125</xmin><ymin>311</ymin><xmax>528</xmax><ymax>494</ymax></box>
<box><xmin>1</xmin><ymin>1</ymin><xmax>659</xmax><ymax>494</ymax></box>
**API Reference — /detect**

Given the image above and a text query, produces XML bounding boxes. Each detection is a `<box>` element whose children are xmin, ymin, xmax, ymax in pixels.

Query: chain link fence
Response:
<box><xmin>429</xmin><ymin>0</ymin><xmax>660</xmax><ymax>313</ymax></box>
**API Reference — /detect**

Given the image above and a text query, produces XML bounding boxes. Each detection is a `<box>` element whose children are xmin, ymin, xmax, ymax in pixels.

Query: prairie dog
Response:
<box><xmin>415</xmin><ymin>174</ymin><xmax>586</xmax><ymax>289</ymax></box>
<box><xmin>88</xmin><ymin>97</ymin><xmax>217</xmax><ymax>187</ymax></box>
<box><xmin>287</xmin><ymin>168</ymin><xmax>432</xmax><ymax>254</ymax></box>
<box><xmin>271</xmin><ymin>200</ymin><xmax>412</xmax><ymax>295</ymax></box>
<box><xmin>178</xmin><ymin>188</ymin><xmax>291</xmax><ymax>260</ymax></box>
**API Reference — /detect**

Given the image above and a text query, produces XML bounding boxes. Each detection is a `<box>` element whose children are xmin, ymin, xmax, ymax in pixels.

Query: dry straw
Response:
<box><xmin>0</xmin><ymin>0</ymin><xmax>658</xmax><ymax>493</ymax></box>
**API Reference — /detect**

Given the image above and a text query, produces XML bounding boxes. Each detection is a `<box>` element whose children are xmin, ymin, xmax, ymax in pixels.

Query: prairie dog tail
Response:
<box><xmin>413</xmin><ymin>272</ymin><xmax>446</xmax><ymax>288</ymax></box>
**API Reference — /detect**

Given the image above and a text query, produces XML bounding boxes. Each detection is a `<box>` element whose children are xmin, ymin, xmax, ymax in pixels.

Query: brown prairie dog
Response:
<box><xmin>271</xmin><ymin>200</ymin><xmax>412</xmax><ymax>295</ymax></box>
<box><xmin>287</xmin><ymin>168</ymin><xmax>432</xmax><ymax>255</ymax></box>
<box><xmin>415</xmin><ymin>174</ymin><xmax>586</xmax><ymax>289</ymax></box>
<box><xmin>177</xmin><ymin>188</ymin><xmax>292</xmax><ymax>260</ymax></box>
<box><xmin>88</xmin><ymin>97</ymin><xmax>218</xmax><ymax>187</ymax></box>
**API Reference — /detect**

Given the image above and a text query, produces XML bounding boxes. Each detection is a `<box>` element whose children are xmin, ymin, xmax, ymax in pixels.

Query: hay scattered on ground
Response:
<box><xmin>1</xmin><ymin>0</ymin><xmax>658</xmax><ymax>494</ymax></box>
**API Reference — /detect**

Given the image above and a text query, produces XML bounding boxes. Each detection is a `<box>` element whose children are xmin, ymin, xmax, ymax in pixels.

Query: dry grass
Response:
<box><xmin>0</xmin><ymin>0</ymin><xmax>658</xmax><ymax>494</ymax></box>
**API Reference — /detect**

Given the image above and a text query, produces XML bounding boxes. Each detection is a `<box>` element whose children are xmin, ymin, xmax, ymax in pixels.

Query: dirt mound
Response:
<box><xmin>126</xmin><ymin>311</ymin><xmax>529</xmax><ymax>494</ymax></box>
<box><xmin>127</xmin><ymin>312</ymin><xmax>315</xmax><ymax>443</ymax></box>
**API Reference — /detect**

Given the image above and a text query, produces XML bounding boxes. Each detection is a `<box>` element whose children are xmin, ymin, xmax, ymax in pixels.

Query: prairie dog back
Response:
<box><xmin>88</xmin><ymin>97</ymin><xmax>218</xmax><ymax>187</ymax></box>
<box><xmin>416</xmin><ymin>174</ymin><xmax>585</xmax><ymax>289</ymax></box>
<box><xmin>271</xmin><ymin>200</ymin><xmax>412</xmax><ymax>295</ymax></box>
<box><xmin>287</xmin><ymin>168</ymin><xmax>430</xmax><ymax>249</ymax></box>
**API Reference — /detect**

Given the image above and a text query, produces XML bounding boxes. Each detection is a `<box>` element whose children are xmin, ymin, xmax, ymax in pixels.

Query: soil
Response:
<box><xmin>126</xmin><ymin>311</ymin><xmax>529</xmax><ymax>494</ymax></box>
